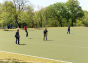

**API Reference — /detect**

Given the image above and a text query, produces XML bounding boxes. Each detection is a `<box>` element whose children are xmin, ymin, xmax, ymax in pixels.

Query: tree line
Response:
<box><xmin>0</xmin><ymin>0</ymin><xmax>88</xmax><ymax>28</ymax></box>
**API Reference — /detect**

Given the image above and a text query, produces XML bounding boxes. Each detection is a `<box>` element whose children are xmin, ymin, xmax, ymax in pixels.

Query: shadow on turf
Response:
<box><xmin>44</xmin><ymin>40</ymin><xmax>54</xmax><ymax>41</ymax></box>
<box><xmin>19</xmin><ymin>44</ymin><xmax>27</xmax><ymax>45</ymax></box>
<box><xmin>29</xmin><ymin>38</ymin><xmax>32</xmax><ymax>39</ymax></box>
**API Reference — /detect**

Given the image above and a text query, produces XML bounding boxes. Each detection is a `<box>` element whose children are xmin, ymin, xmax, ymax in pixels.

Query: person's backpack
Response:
<box><xmin>15</xmin><ymin>34</ymin><xmax>17</xmax><ymax>38</ymax></box>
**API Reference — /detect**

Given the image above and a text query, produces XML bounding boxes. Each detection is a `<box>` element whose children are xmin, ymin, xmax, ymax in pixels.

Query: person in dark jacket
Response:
<box><xmin>43</xmin><ymin>28</ymin><xmax>48</xmax><ymax>40</ymax></box>
<box><xmin>15</xmin><ymin>29</ymin><xmax>20</xmax><ymax>45</ymax></box>
<box><xmin>67</xmin><ymin>26</ymin><xmax>70</xmax><ymax>34</ymax></box>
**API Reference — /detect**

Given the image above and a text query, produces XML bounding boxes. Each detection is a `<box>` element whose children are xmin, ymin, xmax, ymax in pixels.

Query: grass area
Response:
<box><xmin>0</xmin><ymin>52</ymin><xmax>69</xmax><ymax>63</ymax></box>
<box><xmin>0</xmin><ymin>27</ymin><xmax>88</xmax><ymax>63</ymax></box>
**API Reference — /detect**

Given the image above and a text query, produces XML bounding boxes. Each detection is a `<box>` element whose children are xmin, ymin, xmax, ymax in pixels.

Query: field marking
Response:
<box><xmin>0</xmin><ymin>51</ymin><xmax>72</xmax><ymax>63</ymax></box>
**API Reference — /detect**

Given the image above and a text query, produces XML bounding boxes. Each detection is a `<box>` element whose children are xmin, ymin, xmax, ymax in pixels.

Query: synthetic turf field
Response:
<box><xmin>0</xmin><ymin>27</ymin><xmax>88</xmax><ymax>63</ymax></box>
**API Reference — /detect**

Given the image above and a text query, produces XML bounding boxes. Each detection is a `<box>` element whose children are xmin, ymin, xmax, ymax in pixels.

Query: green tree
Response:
<box><xmin>13</xmin><ymin>0</ymin><xmax>30</xmax><ymax>27</ymax></box>
<box><xmin>46</xmin><ymin>3</ymin><xmax>69</xmax><ymax>27</ymax></box>
<box><xmin>82</xmin><ymin>11</ymin><xmax>88</xmax><ymax>26</ymax></box>
<box><xmin>17</xmin><ymin>6</ymin><xmax>34</xmax><ymax>28</ymax></box>
<box><xmin>0</xmin><ymin>1</ymin><xmax>16</xmax><ymax>27</ymax></box>
<box><xmin>66</xmin><ymin>0</ymin><xmax>84</xmax><ymax>26</ymax></box>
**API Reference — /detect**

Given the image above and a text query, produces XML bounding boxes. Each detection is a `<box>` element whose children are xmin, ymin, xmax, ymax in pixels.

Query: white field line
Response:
<box><xmin>0</xmin><ymin>51</ymin><xmax>72</xmax><ymax>63</ymax></box>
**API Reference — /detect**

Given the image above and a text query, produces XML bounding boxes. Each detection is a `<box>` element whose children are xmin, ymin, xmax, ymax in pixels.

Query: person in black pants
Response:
<box><xmin>67</xmin><ymin>26</ymin><xmax>70</xmax><ymax>34</ymax></box>
<box><xmin>24</xmin><ymin>26</ymin><xmax>28</xmax><ymax>37</ymax></box>
<box><xmin>15</xmin><ymin>29</ymin><xmax>20</xmax><ymax>45</ymax></box>
<box><xmin>25</xmin><ymin>30</ymin><xmax>28</xmax><ymax>37</ymax></box>
<box><xmin>43</xmin><ymin>28</ymin><xmax>48</xmax><ymax>40</ymax></box>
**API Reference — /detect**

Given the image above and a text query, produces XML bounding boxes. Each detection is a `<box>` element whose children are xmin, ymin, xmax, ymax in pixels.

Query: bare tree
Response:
<box><xmin>12</xmin><ymin>0</ymin><xmax>30</xmax><ymax>27</ymax></box>
<box><xmin>13</xmin><ymin>0</ymin><xmax>29</xmax><ymax>10</ymax></box>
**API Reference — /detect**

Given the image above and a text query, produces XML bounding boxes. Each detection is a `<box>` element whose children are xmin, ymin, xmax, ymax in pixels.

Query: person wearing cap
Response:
<box><xmin>43</xmin><ymin>28</ymin><xmax>48</xmax><ymax>40</ymax></box>
<box><xmin>15</xmin><ymin>29</ymin><xmax>20</xmax><ymax>44</ymax></box>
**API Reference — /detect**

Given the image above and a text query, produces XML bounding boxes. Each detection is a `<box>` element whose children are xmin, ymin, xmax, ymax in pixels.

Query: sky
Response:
<box><xmin>0</xmin><ymin>0</ymin><xmax>88</xmax><ymax>11</ymax></box>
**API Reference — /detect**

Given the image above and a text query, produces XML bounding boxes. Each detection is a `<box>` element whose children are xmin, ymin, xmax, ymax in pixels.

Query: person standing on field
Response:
<box><xmin>67</xmin><ymin>26</ymin><xmax>70</xmax><ymax>34</ymax></box>
<box><xmin>15</xmin><ymin>29</ymin><xmax>20</xmax><ymax>45</ymax></box>
<box><xmin>24</xmin><ymin>26</ymin><xmax>28</xmax><ymax>37</ymax></box>
<box><xmin>43</xmin><ymin>28</ymin><xmax>48</xmax><ymax>40</ymax></box>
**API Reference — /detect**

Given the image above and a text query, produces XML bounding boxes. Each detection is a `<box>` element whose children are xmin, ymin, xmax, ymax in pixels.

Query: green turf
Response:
<box><xmin>0</xmin><ymin>27</ymin><xmax>88</xmax><ymax>63</ymax></box>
